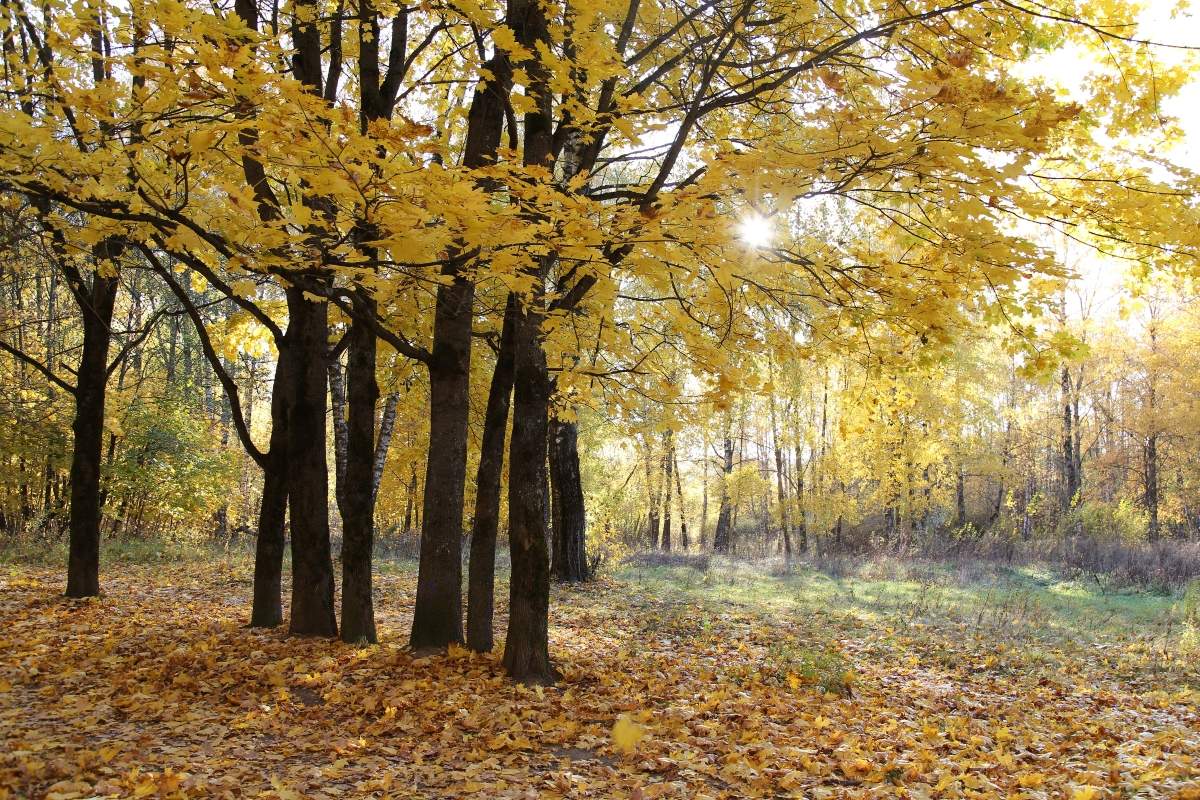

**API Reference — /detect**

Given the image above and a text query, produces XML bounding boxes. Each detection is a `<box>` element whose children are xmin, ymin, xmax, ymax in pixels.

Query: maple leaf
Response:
<box><xmin>611</xmin><ymin>714</ymin><xmax>646</xmax><ymax>755</ymax></box>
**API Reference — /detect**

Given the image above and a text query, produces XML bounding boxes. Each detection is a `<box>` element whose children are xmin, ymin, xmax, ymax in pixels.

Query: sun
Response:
<box><xmin>738</xmin><ymin>213</ymin><xmax>773</xmax><ymax>249</ymax></box>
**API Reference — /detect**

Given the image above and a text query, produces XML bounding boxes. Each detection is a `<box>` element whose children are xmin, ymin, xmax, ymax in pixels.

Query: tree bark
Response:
<box><xmin>644</xmin><ymin>440</ymin><xmax>661</xmax><ymax>548</ymax></box>
<box><xmin>411</xmin><ymin>9</ymin><xmax>513</xmax><ymax>651</ymax></box>
<box><xmin>371</xmin><ymin>392</ymin><xmax>400</xmax><ymax>505</ymax></box>
<box><xmin>955</xmin><ymin>461</ymin><xmax>967</xmax><ymax>528</ymax></box>
<box><xmin>550</xmin><ymin>418</ymin><xmax>589</xmax><ymax>582</ymax></box>
<box><xmin>284</xmin><ymin>285</ymin><xmax>338</xmax><ymax>637</ymax></box>
<box><xmin>502</xmin><ymin>262</ymin><xmax>557</xmax><ymax>684</ymax></box>
<box><xmin>768</xmin><ymin>393</ymin><xmax>791</xmax><ymax>562</ymax></box>
<box><xmin>251</xmin><ymin>450</ymin><xmax>288</xmax><ymax>627</ymax></box>
<box><xmin>340</xmin><ymin>308</ymin><xmax>379</xmax><ymax>644</ymax></box>
<box><xmin>1146</xmin><ymin>323</ymin><xmax>1160</xmax><ymax>541</ymax></box>
<box><xmin>660</xmin><ymin>430</ymin><xmax>673</xmax><ymax>552</ymax></box>
<box><xmin>699</xmin><ymin>431</ymin><xmax>709</xmax><ymax>548</ymax></box>
<box><xmin>65</xmin><ymin>268</ymin><xmax>119</xmax><ymax>598</ymax></box>
<box><xmin>674</xmin><ymin>450</ymin><xmax>688</xmax><ymax>551</ymax></box>
<box><xmin>466</xmin><ymin>294</ymin><xmax>517</xmax><ymax>652</ymax></box>
<box><xmin>712</xmin><ymin>433</ymin><xmax>734</xmax><ymax>554</ymax></box>
<box><xmin>329</xmin><ymin>358</ymin><xmax>349</xmax><ymax>513</ymax></box>
<box><xmin>502</xmin><ymin>0</ymin><xmax>556</xmax><ymax>682</ymax></box>
<box><xmin>1061</xmin><ymin>365</ymin><xmax>1078</xmax><ymax>512</ymax></box>
<box><xmin>410</xmin><ymin>266</ymin><xmax>473</xmax><ymax>650</ymax></box>
<box><xmin>793</xmin><ymin>443</ymin><xmax>808</xmax><ymax>553</ymax></box>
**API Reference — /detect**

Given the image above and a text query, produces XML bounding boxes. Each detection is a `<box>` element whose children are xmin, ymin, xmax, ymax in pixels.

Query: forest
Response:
<box><xmin>1</xmin><ymin>0</ymin><xmax>1199</xmax><ymax>795</ymax></box>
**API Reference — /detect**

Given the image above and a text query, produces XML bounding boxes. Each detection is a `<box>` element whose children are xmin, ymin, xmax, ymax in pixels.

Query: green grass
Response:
<box><xmin>615</xmin><ymin>555</ymin><xmax>1186</xmax><ymax>649</ymax></box>
<box><xmin>4</xmin><ymin>532</ymin><xmax>1188</xmax><ymax>664</ymax></box>
<box><xmin>0</xmin><ymin>532</ymin><xmax>245</xmax><ymax>569</ymax></box>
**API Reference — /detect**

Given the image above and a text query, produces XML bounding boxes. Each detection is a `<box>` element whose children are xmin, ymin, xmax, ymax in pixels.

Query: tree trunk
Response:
<box><xmin>329</xmin><ymin>357</ymin><xmax>349</xmax><ymax>513</ymax></box>
<box><xmin>467</xmin><ymin>295</ymin><xmax>517</xmax><ymax>652</ymax></box>
<box><xmin>251</xmin><ymin>457</ymin><xmax>288</xmax><ymax>627</ymax></box>
<box><xmin>371</xmin><ymin>392</ymin><xmax>400</xmax><ymax>505</ymax></box>
<box><xmin>1146</xmin><ymin>433</ymin><xmax>1160</xmax><ymax>541</ymax></box>
<box><xmin>768</xmin><ymin>393</ymin><xmax>791</xmax><ymax>562</ymax></box>
<box><xmin>550</xmin><ymin>418</ymin><xmax>589</xmax><ymax>582</ymax></box>
<box><xmin>284</xmin><ymin>285</ymin><xmax>338</xmax><ymax>637</ymax></box>
<box><xmin>674</xmin><ymin>450</ymin><xmax>688</xmax><ymax>551</ymax></box>
<box><xmin>699</xmin><ymin>432</ymin><xmax>709</xmax><ymax>548</ymax></box>
<box><xmin>955</xmin><ymin>462</ymin><xmax>967</xmax><ymax>528</ymax></box>
<box><xmin>502</xmin><ymin>0</ymin><xmax>555</xmax><ymax>680</ymax></box>
<box><xmin>660</xmin><ymin>430</ymin><xmax>673</xmax><ymax>552</ymax></box>
<box><xmin>402</xmin><ymin>468</ymin><xmax>415</xmax><ymax>534</ymax></box>
<box><xmin>340</xmin><ymin>310</ymin><xmax>379</xmax><ymax>644</ymax></box>
<box><xmin>1072</xmin><ymin>374</ymin><xmax>1083</xmax><ymax>500</ymax></box>
<box><xmin>644</xmin><ymin>442</ymin><xmax>661</xmax><ymax>548</ymax></box>
<box><xmin>793</xmin><ymin>444</ymin><xmax>808</xmax><ymax>553</ymax></box>
<box><xmin>1061</xmin><ymin>365</ymin><xmax>1078</xmax><ymax>512</ymax></box>
<box><xmin>712</xmin><ymin>434</ymin><xmax>734</xmax><ymax>554</ymax></box>
<box><xmin>1146</xmin><ymin>324</ymin><xmax>1160</xmax><ymax>541</ymax></box>
<box><xmin>65</xmin><ymin>271</ymin><xmax>119</xmax><ymax>598</ymax></box>
<box><xmin>502</xmin><ymin>262</ymin><xmax>557</xmax><ymax>684</ymax></box>
<box><xmin>411</xmin><ymin>265</ymin><xmax>473</xmax><ymax>650</ymax></box>
<box><xmin>410</xmin><ymin>10</ymin><xmax>515</xmax><ymax>649</ymax></box>
<box><xmin>245</xmin><ymin>334</ymin><xmax>293</xmax><ymax>626</ymax></box>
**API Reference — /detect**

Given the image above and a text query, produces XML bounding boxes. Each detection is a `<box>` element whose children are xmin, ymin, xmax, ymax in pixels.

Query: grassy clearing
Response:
<box><xmin>0</xmin><ymin>532</ymin><xmax>230</xmax><ymax>568</ymax></box>
<box><xmin>618</xmin><ymin>554</ymin><xmax>1196</xmax><ymax>686</ymax></box>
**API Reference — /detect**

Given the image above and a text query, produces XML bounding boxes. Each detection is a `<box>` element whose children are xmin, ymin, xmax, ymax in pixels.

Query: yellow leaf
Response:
<box><xmin>1017</xmin><ymin>772</ymin><xmax>1046</xmax><ymax>788</ymax></box>
<box><xmin>611</xmin><ymin>714</ymin><xmax>645</xmax><ymax>755</ymax></box>
<box><xmin>132</xmin><ymin>779</ymin><xmax>157</xmax><ymax>798</ymax></box>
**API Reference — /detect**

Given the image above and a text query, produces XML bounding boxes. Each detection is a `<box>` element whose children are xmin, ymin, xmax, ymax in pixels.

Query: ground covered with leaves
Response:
<box><xmin>1</xmin><ymin>555</ymin><xmax>1198</xmax><ymax>799</ymax></box>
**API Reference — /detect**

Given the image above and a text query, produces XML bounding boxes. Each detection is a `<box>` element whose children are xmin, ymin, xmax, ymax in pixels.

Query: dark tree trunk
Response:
<box><xmin>402</xmin><ymin>469</ymin><xmax>415</xmax><ymax>534</ymax></box>
<box><xmin>712</xmin><ymin>435</ymin><xmax>734</xmax><ymax>554</ymax></box>
<box><xmin>251</xmin><ymin>456</ymin><xmax>288</xmax><ymax>627</ymax></box>
<box><xmin>550</xmin><ymin>418</ymin><xmax>588</xmax><ymax>582</ymax></box>
<box><xmin>284</xmin><ymin>285</ymin><xmax>338</xmax><ymax>637</ymax></box>
<box><xmin>990</xmin><ymin>418</ymin><xmax>1011</xmax><ymax>525</ymax></box>
<box><xmin>467</xmin><ymin>294</ymin><xmax>517</xmax><ymax>652</ymax></box>
<box><xmin>1072</xmin><ymin>378</ymin><xmax>1083</xmax><ymax>498</ymax></box>
<box><xmin>644</xmin><ymin>447</ymin><xmax>661</xmax><ymax>548</ymax></box>
<box><xmin>793</xmin><ymin>444</ymin><xmax>808</xmax><ymax>553</ymax></box>
<box><xmin>660</xmin><ymin>430</ymin><xmax>673</xmax><ymax>552</ymax></box>
<box><xmin>699</xmin><ymin>434</ymin><xmax>709</xmax><ymax>548</ymax></box>
<box><xmin>502</xmin><ymin>265</ymin><xmax>556</xmax><ymax>684</ymax></box>
<box><xmin>411</xmin><ymin>266</ymin><xmax>473</xmax><ymax>650</ymax></box>
<box><xmin>340</xmin><ymin>309</ymin><xmax>379</xmax><ymax>644</ymax></box>
<box><xmin>674</xmin><ymin>451</ymin><xmax>688</xmax><ymax>550</ymax></box>
<box><xmin>955</xmin><ymin>462</ymin><xmax>967</xmax><ymax>528</ymax></box>
<box><xmin>411</xmin><ymin>16</ymin><xmax>513</xmax><ymax>651</ymax></box>
<box><xmin>769</xmin><ymin>394</ymin><xmax>791</xmax><ymax>562</ymax></box>
<box><xmin>65</xmin><ymin>270</ymin><xmax>119</xmax><ymax>598</ymax></box>
<box><xmin>502</xmin><ymin>0</ymin><xmax>555</xmax><ymax>680</ymax></box>
<box><xmin>1061</xmin><ymin>366</ymin><xmax>1078</xmax><ymax>512</ymax></box>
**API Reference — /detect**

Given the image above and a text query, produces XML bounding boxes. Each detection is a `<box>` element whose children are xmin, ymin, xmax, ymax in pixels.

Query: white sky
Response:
<box><xmin>1141</xmin><ymin>1</ymin><xmax>1200</xmax><ymax>169</ymax></box>
<box><xmin>1014</xmin><ymin>1</ymin><xmax>1200</xmax><ymax>321</ymax></box>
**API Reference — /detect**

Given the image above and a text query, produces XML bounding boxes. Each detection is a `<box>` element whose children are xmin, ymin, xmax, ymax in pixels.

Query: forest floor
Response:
<box><xmin>1</xmin><ymin>546</ymin><xmax>1198</xmax><ymax>799</ymax></box>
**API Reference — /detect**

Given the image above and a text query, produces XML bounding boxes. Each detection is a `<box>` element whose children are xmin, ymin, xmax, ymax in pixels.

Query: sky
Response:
<box><xmin>1140</xmin><ymin>0</ymin><xmax>1200</xmax><ymax>169</ymax></box>
<box><xmin>1010</xmin><ymin>1</ymin><xmax>1200</xmax><ymax>322</ymax></box>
